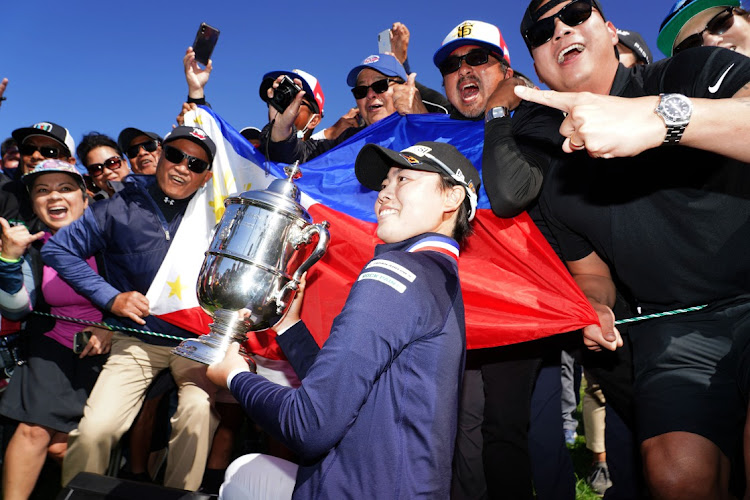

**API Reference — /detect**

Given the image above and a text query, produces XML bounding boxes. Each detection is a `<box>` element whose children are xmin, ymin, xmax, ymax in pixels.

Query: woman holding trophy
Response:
<box><xmin>207</xmin><ymin>141</ymin><xmax>479</xmax><ymax>499</ymax></box>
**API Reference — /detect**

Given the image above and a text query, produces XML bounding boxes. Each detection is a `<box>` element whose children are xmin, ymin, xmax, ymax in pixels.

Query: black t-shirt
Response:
<box><xmin>147</xmin><ymin>182</ymin><xmax>192</xmax><ymax>223</ymax></box>
<box><xmin>538</xmin><ymin>47</ymin><xmax>750</xmax><ymax>312</ymax></box>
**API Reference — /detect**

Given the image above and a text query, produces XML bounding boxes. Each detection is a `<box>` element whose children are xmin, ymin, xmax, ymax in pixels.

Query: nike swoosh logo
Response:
<box><xmin>709</xmin><ymin>63</ymin><xmax>735</xmax><ymax>94</ymax></box>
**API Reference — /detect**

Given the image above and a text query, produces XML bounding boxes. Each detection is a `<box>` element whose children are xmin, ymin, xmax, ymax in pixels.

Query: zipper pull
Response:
<box><xmin>165</xmin><ymin>230</ymin><xmax>170</xmax><ymax>241</ymax></box>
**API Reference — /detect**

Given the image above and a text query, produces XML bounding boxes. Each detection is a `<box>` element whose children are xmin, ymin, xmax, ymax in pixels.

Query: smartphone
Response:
<box><xmin>378</xmin><ymin>28</ymin><xmax>392</xmax><ymax>54</ymax></box>
<box><xmin>73</xmin><ymin>330</ymin><xmax>92</xmax><ymax>354</ymax></box>
<box><xmin>269</xmin><ymin>75</ymin><xmax>302</xmax><ymax>114</ymax></box>
<box><xmin>193</xmin><ymin>23</ymin><xmax>220</xmax><ymax>66</ymax></box>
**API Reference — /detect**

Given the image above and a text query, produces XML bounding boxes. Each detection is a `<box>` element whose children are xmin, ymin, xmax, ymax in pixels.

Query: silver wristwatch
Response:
<box><xmin>485</xmin><ymin>106</ymin><xmax>510</xmax><ymax>123</ymax></box>
<box><xmin>654</xmin><ymin>93</ymin><xmax>692</xmax><ymax>145</ymax></box>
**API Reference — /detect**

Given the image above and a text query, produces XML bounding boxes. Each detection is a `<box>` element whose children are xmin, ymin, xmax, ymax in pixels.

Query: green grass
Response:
<box><xmin>569</xmin><ymin>433</ymin><xmax>604</xmax><ymax>499</ymax></box>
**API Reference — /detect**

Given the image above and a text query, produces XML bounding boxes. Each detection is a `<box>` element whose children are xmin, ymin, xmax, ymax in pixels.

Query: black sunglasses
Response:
<box><xmin>87</xmin><ymin>156</ymin><xmax>124</xmax><ymax>177</ymax></box>
<box><xmin>163</xmin><ymin>145</ymin><xmax>210</xmax><ymax>173</ymax></box>
<box><xmin>126</xmin><ymin>139</ymin><xmax>160</xmax><ymax>159</ymax></box>
<box><xmin>523</xmin><ymin>0</ymin><xmax>595</xmax><ymax>48</ymax></box>
<box><xmin>673</xmin><ymin>7</ymin><xmax>736</xmax><ymax>54</ymax></box>
<box><xmin>19</xmin><ymin>143</ymin><xmax>64</xmax><ymax>159</ymax></box>
<box><xmin>439</xmin><ymin>48</ymin><xmax>500</xmax><ymax>76</ymax></box>
<box><xmin>351</xmin><ymin>78</ymin><xmax>402</xmax><ymax>100</ymax></box>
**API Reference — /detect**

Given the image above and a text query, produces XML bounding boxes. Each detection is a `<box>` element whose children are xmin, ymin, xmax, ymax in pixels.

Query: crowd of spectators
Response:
<box><xmin>1</xmin><ymin>0</ymin><xmax>750</xmax><ymax>498</ymax></box>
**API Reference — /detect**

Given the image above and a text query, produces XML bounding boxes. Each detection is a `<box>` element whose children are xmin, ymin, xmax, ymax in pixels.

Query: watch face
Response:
<box><xmin>661</xmin><ymin>95</ymin><xmax>691</xmax><ymax>121</ymax></box>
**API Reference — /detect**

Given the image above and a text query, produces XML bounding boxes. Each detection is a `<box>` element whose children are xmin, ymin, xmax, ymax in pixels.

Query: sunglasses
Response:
<box><xmin>126</xmin><ymin>139</ymin><xmax>160</xmax><ymax>159</ymax></box>
<box><xmin>351</xmin><ymin>78</ymin><xmax>402</xmax><ymax>100</ymax></box>
<box><xmin>87</xmin><ymin>156</ymin><xmax>123</xmax><ymax>177</ymax></box>
<box><xmin>523</xmin><ymin>0</ymin><xmax>595</xmax><ymax>48</ymax></box>
<box><xmin>673</xmin><ymin>7</ymin><xmax>736</xmax><ymax>54</ymax></box>
<box><xmin>19</xmin><ymin>143</ymin><xmax>64</xmax><ymax>159</ymax></box>
<box><xmin>439</xmin><ymin>48</ymin><xmax>500</xmax><ymax>75</ymax></box>
<box><xmin>163</xmin><ymin>145</ymin><xmax>210</xmax><ymax>173</ymax></box>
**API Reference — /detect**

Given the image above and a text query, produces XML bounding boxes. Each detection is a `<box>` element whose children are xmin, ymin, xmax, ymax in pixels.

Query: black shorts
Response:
<box><xmin>629</xmin><ymin>299</ymin><xmax>750</xmax><ymax>459</ymax></box>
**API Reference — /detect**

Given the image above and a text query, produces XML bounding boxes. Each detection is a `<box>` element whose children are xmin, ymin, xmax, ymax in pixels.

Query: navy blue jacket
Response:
<box><xmin>41</xmin><ymin>175</ymin><xmax>197</xmax><ymax>345</ymax></box>
<box><xmin>230</xmin><ymin>233</ymin><xmax>466</xmax><ymax>498</ymax></box>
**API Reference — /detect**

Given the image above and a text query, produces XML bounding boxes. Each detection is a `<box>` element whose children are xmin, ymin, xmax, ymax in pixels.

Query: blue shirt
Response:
<box><xmin>231</xmin><ymin>232</ymin><xmax>466</xmax><ymax>499</ymax></box>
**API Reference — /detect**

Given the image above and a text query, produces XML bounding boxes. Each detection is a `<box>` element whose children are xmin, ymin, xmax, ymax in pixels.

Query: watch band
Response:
<box><xmin>663</xmin><ymin>124</ymin><xmax>687</xmax><ymax>145</ymax></box>
<box><xmin>485</xmin><ymin>106</ymin><xmax>510</xmax><ymax>123</ymax></box>
<box><xmin>654</xmin><ymin>93</ymin><xmax>692</xmax><ymax>146</ymax></box>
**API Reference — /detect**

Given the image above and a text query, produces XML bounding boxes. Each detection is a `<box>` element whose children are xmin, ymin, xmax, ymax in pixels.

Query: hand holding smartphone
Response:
<box><xmin>193</xmin><ymin>23</ymin><xmax>220</xmax><ymax>66</ymax></box>
<box><xmin>378</xmin><ymin>28</ymin><xmax>392</xmax><ymax>54</ymax></box>
<box><xmin>73</xmin><ymin>330</ymin><xmax>92</xmax><ymax>354</ymax></box>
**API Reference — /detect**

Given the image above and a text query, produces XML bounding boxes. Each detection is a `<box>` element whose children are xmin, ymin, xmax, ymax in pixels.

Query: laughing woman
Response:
<box><xmin>0</xmin><ymin>160</ymin><xmax>111</xmax><ymax>500</ymax></box>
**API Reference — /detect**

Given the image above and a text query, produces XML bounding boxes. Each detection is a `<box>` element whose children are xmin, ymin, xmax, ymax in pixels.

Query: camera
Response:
<box><xmin>268</xmin><ymin>76</ymin><xmax>302</xmax><ymax>114</ymax></box>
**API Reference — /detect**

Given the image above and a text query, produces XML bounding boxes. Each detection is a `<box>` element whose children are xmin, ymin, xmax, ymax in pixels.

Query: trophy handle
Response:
<box><xmin>292</xmin><ymin>221</ymin><xmax>330</xmax><ymax>281</ymax></box>
<box><xmin>274</xmin><ymin>221</ymin><xmax>331</xmax><ymax>314</ymax></box>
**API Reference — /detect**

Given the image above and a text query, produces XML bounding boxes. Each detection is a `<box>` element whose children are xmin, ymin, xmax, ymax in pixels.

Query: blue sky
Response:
<box><xmin>0</xmin><ymin>0</ymin><xmax>717</xmax><ymax>156</ymax></box>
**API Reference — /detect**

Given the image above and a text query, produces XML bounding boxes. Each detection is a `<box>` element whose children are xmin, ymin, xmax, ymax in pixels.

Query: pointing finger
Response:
<box><xmin>406</xmin><ymin>73</ymin><xmax>417</xmax><ymax>87</ymax></box>
<box><xmin>514</xmin><ymin>86</ymin><xmax>575</xmax><ymax>113</ymax></box>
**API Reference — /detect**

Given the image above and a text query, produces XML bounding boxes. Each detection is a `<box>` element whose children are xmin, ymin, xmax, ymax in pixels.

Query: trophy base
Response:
<box><xmin>172</xmin><ymin>336</ymin><xmax>227</xmax><ymax>365</ymax></box>
<box><xmin>172</xmin><ymin>310</ymin><xmax>257</xmax><ymax>371</ymax></box>
<box><xmin>172</xmin><ymin>336</ymin><xmax>257</xmax><ymax>372</ymax></box>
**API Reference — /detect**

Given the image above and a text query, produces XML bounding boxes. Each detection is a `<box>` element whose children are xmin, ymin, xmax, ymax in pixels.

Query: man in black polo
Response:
<box><xmin>511</xmin><ymin>0</ymin><xmax>750</xmax><ymax>497</ymax></box>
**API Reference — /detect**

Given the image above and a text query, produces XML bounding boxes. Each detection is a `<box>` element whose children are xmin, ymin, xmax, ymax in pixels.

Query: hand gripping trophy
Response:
<box><xmin>173</xmin><ymin>163</ymin><xmax>330</xmax><ymax>367</ymax></box>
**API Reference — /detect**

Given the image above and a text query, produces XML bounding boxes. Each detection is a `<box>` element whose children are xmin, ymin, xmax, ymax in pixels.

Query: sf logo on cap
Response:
<box><xmin>457</xmin><ymin>23</ymin><xmax>474</xmax><ymax>38</ymax></box>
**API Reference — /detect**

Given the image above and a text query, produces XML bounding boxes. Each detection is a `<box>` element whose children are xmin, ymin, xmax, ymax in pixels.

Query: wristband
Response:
<box><xmin>485</xmin><ymin>106</ymin><xmax>510</xmax><ymax>123</ymax></box>
<box><xmin>187</xmin><ymin>95</ymin><xmax>207</xmax><ymax>105</ymax></box>
<box><xmin>226</xmin><ymin>367</ymin><xmax>250</xmax><ymax>388</ymax></box>
<box><xmin>0</xmin><ymin>254</ymin><xmax>22</xmax><ymax>264</ymax></box>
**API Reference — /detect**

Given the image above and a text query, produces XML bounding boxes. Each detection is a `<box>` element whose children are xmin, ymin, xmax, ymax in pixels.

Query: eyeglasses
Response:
<box><xmin>125</xmin><ymin>139</ymin><xmax>160</xmax><ymax>159</ymax></box>
<box><xmin>351</xmin><ymin>78</ymin><xmax>402</xmax><ymax>100</ymax></box>
<box><xmin>673</xmin><ymin>7</ymin><xmax>736</xmax><ymax>54</ymax></box>
<box><xmin>87</xmin><ymin>156</ymin><xmax>124</xmax><ymax>177</ymax></box>
<box><xmin>19</xmin><ymin>143</ymin><xmax>64</xmax><ymax>159</ymax></box>
<box><xmin>523</xmin><ymin>0</ymin><xmax>595</xmax><ymax>48</ymax></box>
<box><xmin>438</xmin><ymin>48</ymin><xmax>500</xmax><ymax>75</ymax></box>
<box><xmin>163</xmin><ymin>145</ymin><xmax>210</xmax><ymax>173</ymax></box>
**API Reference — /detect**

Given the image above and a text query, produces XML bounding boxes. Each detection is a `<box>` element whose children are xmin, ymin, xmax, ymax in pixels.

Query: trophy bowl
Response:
<box><xmin>173</xmin><ymin>164</ymin><xmax>329</xmax><ymax>365</ymax></box>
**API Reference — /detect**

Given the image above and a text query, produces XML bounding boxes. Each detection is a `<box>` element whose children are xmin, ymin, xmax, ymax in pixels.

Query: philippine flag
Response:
<box><xmin>146</xmin><ymin>106</ymin><xmax>597</xmax><ymax>357</ymax></box>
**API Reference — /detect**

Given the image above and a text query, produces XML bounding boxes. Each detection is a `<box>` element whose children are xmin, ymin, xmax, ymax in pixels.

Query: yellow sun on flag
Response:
<box><xmin>208</xmin><ymin>198</ymin><xmax>226</xmax><ymax>222</ymax></box>
<box><xmin>167</xmin><ymin>276</ymin><xmax>186</xmax><ymax>300</ymax></box>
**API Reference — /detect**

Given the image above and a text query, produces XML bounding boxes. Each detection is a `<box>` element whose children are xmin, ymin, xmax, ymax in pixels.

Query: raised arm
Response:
<box><xmin>0</xmin><ymin>78</ymin><xmax>7</xmax><ymax>108</ymax></box>
<box><xmin>183</xmin><ymin>46</ymin><xmax>212</xmax><ymax>102</ymax></box>
<box><xmin>515</xmin><ymin>84</ymin><xmax>750</xmax><ymax>163</ymax></box>
<box><xmin>482</xmin><ymin>75</ymin><xmax>560</xmax><ymax>218</ymax></box>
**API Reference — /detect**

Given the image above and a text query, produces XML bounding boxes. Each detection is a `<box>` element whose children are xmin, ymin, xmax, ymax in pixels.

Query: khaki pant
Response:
<box><xmin>583</xmin><ymin>372</ymin><xmax>606</xmax><ymax>454</ymax></box>
<box><xmin>63</xmin><ymin>333</ymin><xmax>220</xmax><ymax>490</ymax></box>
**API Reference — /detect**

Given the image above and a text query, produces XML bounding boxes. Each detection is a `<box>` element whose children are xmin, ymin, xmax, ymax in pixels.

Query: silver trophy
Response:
<box><xmin>173</xmin><ymin>163</ymin><xmax>330</xmax><ymax>365</ymax></box>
